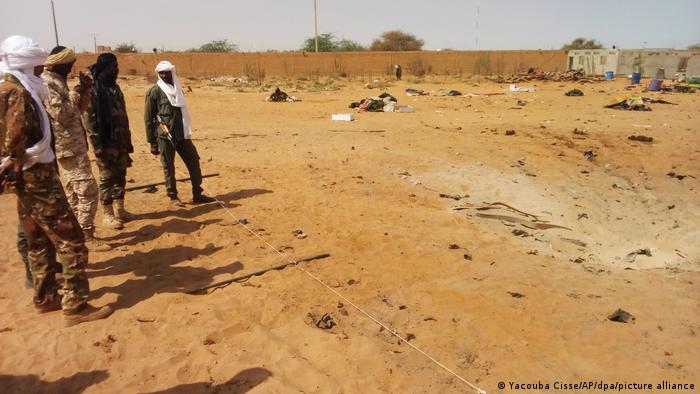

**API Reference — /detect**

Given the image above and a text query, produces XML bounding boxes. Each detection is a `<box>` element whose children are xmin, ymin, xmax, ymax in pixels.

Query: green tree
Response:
<box><xmin>688</xmin><ymin>43</ymin><xmax>700</xmax><ymax>50</ymax></box>
<box><xmin>194</xmin><ymin>39</ymin><xmax>238</xmax><ymax>53</ymax></box>
<box><xmin>369</xmin><ymin>30</ymin><xmax>424</xmax><ymax>51</ymax></box>
<box><xmin>301</xmin><ymin>33</ymin><xmax>365</xmax><ymax>52</ymax></box>
<box><xmin>562</xmin><ymin>37</ymin><xmax>604</xmax><ymax>51</ymax></box>
<box><xmin>302</xmin><ymin>33</ymin><xmax>336</xmax><ymax>52</ymax></box>
<box><xmin>335</xmin><ymin>38</ymin><xmax>365</xmax><ymax>52</ymax></box>
<box><xmin>114</xmin><ymin>42</ymin><xmax>138</xmax><ymax>53</ymax></box>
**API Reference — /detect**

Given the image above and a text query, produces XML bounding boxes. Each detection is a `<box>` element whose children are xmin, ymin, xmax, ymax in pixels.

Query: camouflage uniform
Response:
<box><xmin>1</xmin><ymin>73</ymin><xmax>89</xmax><ymax>313</ymax></box>
<box><xmin>82</xmin><ymin>83</ymin><xmax>132</xmax><ymax>206</ymax></box>
<box><xmin>42</xmin><ymin>70</ymin><xmax>99</xmax><ymax>233</ymax></box>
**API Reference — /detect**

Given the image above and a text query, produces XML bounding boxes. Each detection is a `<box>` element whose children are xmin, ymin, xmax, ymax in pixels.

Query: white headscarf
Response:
<box><xmin>155</xmin><ymin>61</ymin><xmax>191</xmax><ymax>139</ymax></box>
<box><xmin>0</xmin><ymin>35</ymin><xmax>54</xmax><ymax>169</ymax></box>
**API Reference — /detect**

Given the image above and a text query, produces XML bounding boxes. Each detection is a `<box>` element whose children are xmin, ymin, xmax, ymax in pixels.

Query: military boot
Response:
<box><xmin>114</xmin><ymin>199</ymin><xmax>135</xmax><ymax>222</ymax></box>
<box><xmin>84</xmin><ymin>228</ymin><xmax>111</xmax><ymax>252</ymax></box>
<box><xmin>102</xmin><ymin>204</ymin><xmax>124</xmax><ymax>230</ymax></box>
<box><xmin>64</xmin><ymin>303</ymin><xmax>113</xmax><ymax>327</ymax></box>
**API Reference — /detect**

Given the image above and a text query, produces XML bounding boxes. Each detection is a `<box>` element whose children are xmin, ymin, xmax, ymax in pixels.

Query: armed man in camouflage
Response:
<box><xmin>0</xmin><ymin>35</ymin><xmax>112</xmax><ymax>325</ymax></box>
<box><xmin>42</xmin><ymin>46</ymin><xmax>109</xmax><ymax>251</ymax></box>
<box><xmin>83</xmin><ymin>53</ymin><xmax>134</xmax><ymax>229</ymax></box>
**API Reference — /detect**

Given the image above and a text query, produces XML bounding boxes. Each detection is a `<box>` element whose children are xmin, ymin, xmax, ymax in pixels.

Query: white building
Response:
<box><xmin>567</xmin><ymin>49</ymin><xmax>700</xmax><ymax>78</ymax></box>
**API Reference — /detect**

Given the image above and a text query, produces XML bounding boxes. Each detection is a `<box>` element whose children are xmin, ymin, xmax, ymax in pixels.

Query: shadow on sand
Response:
<box><xmin>0</xmin><ymin>370</ymin><xmax>109</xmax><ymax>394</ymax></box>
<box><xmin>141</xmin><ymin>367</ymin><xmax>272</xmax><ymax>394</ymax></box>
<box><xmin>89</xmin><ymin>244</ymin><xmax>243</xmax><ymax>311</ymax></box>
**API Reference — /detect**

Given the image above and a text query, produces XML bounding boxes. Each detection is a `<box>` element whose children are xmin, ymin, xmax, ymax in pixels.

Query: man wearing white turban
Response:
<box><xmin>144</xmin><ymin>61</ymin><xmax>214</xmax><ymax>206</ymax></box>
<box><xmin>0</xmin><ymin>35</ymin><xmax>112</xmax><ymax>326</ymax></box>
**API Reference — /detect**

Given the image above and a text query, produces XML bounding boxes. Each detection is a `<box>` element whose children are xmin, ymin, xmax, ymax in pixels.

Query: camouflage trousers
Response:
<box><xmin>17</xmin><ymin>162</ymin><xmax>90</xmax><ymax>313</ymax></box>
<box><xmin>57</xmin><ymin>154</ymin><xmax>98</xmax><ymax>232</ymax></box>
<box><xmin>96</xmin><ymin>149</ymin><xmax>129</xmax><ymax>205</ymax></box>
<box><xmin>17</xmin><ymin>221</ymin><xmax>58</xmax><ymax>287</ymax></box>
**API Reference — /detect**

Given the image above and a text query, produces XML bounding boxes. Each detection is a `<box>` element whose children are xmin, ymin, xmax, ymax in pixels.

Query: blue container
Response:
<box><xmin>605</xmin><ymin>71</ymin><xmax>614</xmax><ymax>80</ymax></box>
<box><xmin>648</xmin><ymin>79</ymin><xmax>662</xmax><ymax>91</ymax></box>
<box><xmin>631</xmin><ymin>72</ymin><xmax>642</xmax><ymax>84</ymax></box>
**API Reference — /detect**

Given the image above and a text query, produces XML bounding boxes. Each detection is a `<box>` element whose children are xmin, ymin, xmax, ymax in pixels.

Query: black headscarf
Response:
<box><xmin>89</xmin><ymin>53</ymin><xmax>118</xmax><ymax>142</ymax></box>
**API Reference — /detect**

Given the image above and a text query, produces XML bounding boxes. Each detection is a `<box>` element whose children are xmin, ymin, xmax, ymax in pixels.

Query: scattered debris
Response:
<box><xmin>512</xmin><ymin>229</ymin><xmax>530</xmax><ymax>237</ymax></box>
<box><xmin>292</xmin><ymin>229</ymin><xmax>307</xmax><ymax>239</ymax></box>
<box><xmin>439</xmin><ymin>193</ymin><xmax>469</xmax><ymax>200</ymax></box>
<box><xmin>606</xmin><ymin>95</ymin><xmax>650</xmax><ymax>111</ymax></box>
<box><xmin>237</xmin><ymin>218</ymin><xmax>249</xmax><ymax>225</ymax></box>
<box><xmin>405</xmin><ymin>87</ymin><xmax>428</xmax><ymax>96</ymax></box>
<box><xmin>331</xmin><ymin>113</ymin><xmax>355</xmax><ymax>121</ymax></box>
<box><xmin>608</xmin><ymin>309</ymin><xmax>635</xmax><ymax>323</ymax></box>
<box><xmin>509</xmin><ymin>84</ymin><xmax>535</xmax><ymax>93</ymax></box>
<box><xmin>405</xmin><ymin>333</ymin><xmax>416</xmax><ymax>342</ymax></box>
<box><xmin>310</xmin><ymin>313</ymin><xmax>336</xmax><ymax>329</ymax></box>
<box><xmin>505</xmin><ymin>129</ymin><xmax>516</xmax><ymax>136</ymax></box>
<box><xmin>202</xmin><ymin>337</ymin><xmax>216</xmax><ymax>345</ymax></box>
<box><xmin>463</xmin><ymin>252</ymin><xmax>473</xmax><ymax>261</ymax></box>
<box><xmin>143</xmin><ymin>186</ymin><xmax>158</xmax><ymax>193</ymax></box>
<box><xmin>583</xmin><ymin>150</ymin><xmax>596</xmax><ymax>160</ymax></box>
<box><xmin>487</xmin><ymin>69</ymin><xmax>589</xmax><ymax>83</ymax></box>
<box><xmin>624</xmin><ymin>248</ymin><xmax>652</xmax><ymax>263</ymax></box>
<box><xmin>349</xmin><ymin>92</ymin><xmax>397</xmax><ymax>112</ymax></box>
<box><xmin>572</xmin><ymin>257</ymin><xmax>585</xmax><ymax>264</ymax></box>
<box><xmin>666</xmin><ymin>171</ymin><xmax>692</xmax><ymax>180</ymax></box>
<box><xmin>606</xmin><ymin>95</ymin><xmax>676</xmax><ymax>111</ymax></box>
<box><xmin>423</xmin><ymin>316</ymin><xmax>437</xmax><ymax>322</ymax></box>
<box><xmin>628</xmin><ymin>135</ymin><xmax>653</xmax><ymax>142</ymax></box>
<box><xmin>448</xmin><ymin>244</ymin><xmax>461</xmax><ymax>249</ymax></box>
<box><xmin>440</xmin><ymin>90</ymin><xmax>462</xmax><ymax>96</ymax></box>
<box><xmin>561</xmin><ymin>237</ymin><xmax>587</xmax><ymax>247</ymax></box>
<box><xmin>266</xmin><ymin>87</ymin><xmax>300</xmax><ymax>102</ymax></box>
<box><xmin>565</xmin><ymin>89</ymin><xmax>584</xmax><ymax>96</ymax></box>
<box><xmin>508</xmin><ymin>291</ymin><xmax>525</xmax><ymax>298</ymax></box>
<box><xmin>136</xmin><ymin>317</ymin><xmax>156</xmax><ymax>323</ymax></box>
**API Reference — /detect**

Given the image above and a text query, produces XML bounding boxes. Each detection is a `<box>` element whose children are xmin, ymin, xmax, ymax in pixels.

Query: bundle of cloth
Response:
<box><xmin>605</xmin><ymin>95</ymin><xmax>676</xmax><ymax>111</ymax></box>
<box><xmin>349</xmin><ymin>92</ymin><xmax>397</xmax><ymax>112</ymax></box>
<box><xmin>265</xmin><ymin>87</ymin><xmax>300</xmax><ymax>102</ymax></box>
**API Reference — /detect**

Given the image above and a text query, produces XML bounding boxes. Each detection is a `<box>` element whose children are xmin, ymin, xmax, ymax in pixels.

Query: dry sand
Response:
<box><xmin>1</xmin><ymin>75</ymin><xmax>699</xmax><ymax>393</ymax></box>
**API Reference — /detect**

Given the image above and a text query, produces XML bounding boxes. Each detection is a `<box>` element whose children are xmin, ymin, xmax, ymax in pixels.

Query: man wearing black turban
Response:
<box><xmin>83</xmin><ymin>53</ymin><xmax>134</xmax><ymax>229</ymax></box>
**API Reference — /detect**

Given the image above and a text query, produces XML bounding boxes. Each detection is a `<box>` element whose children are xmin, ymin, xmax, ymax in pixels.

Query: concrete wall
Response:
<box><xmin>567</xmin><ymin>49</ymin><xmax>619</xmax><ymax>75</ymax></box>
<box><xmin>73</xmin><ymin>50</ymin><xmax>566</xmax><ymax>79</ymax></box>
<box><xmin>617</xmin><ymin>50</ymin><xmax>700</xmax><ymax>77</ymax></box>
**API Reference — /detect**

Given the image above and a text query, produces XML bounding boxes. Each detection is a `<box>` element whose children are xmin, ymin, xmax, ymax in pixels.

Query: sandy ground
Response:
<box><xmin>1</xmin><ymin>75</ymin><xmax>699</xmax><ymax>393</ymax></box>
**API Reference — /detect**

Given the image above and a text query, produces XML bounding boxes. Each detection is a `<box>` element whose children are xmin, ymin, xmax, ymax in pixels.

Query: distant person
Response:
<box><xmin>144</xmin><ymin>61</ymin><xmax>214</xmax><ymax>207</ymax></box>
<box><xmin>0</xmin><ymin>35</ymin><xmax>112</xmax><ymax>325</ymax></box>
<box><xmin>42</xmin><ymin>46</ymin><xmax>109</xmax><ymax>250</ymax></box>
<box><xmin>84</xmin><ymin>53</ymin><xmax>135</xmax><ymax>229</ymax></box>
<box><xmin>395</xmin><ymin>64</ymin><xmax>402</xmax><ymax>81</ymax></box>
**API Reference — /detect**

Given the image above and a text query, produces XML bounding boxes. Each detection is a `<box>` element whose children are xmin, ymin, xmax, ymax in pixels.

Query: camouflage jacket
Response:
<box><xmin>42</xmin><ymin>71</ymin><xmax>91</xmax><ymax>159</ymax></box>
<box><xmin>0</xmin><ymin>74</ymin><xmax>44</xmax><ymax>162</ymax></box>
<box><xmin>82</xmin><ymin>83</ymin><xmax>133</xmax><ymax>154</ymax></box>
